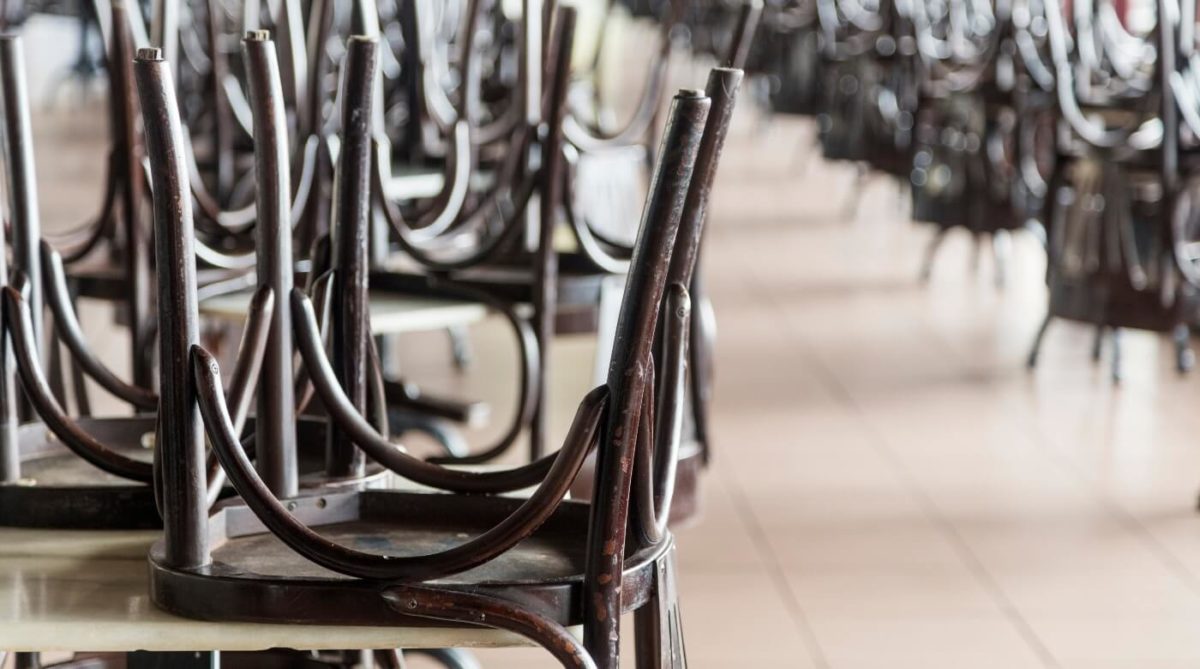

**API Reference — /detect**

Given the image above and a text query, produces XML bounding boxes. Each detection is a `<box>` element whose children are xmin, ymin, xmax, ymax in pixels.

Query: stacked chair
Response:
<box><xmin>1026</xmin><ymin>0</ymin><xmax>1197</xmax><ymax>381</ymax></box>
<box><xmin>0</xmin><ymin>0</ymin><xmax>749</xmax><ymax>666</ymax></box>
<box><xmin>748</xmin><ymin>0</ymin><xmax>1200</xmax><ymax>382</ymax></box>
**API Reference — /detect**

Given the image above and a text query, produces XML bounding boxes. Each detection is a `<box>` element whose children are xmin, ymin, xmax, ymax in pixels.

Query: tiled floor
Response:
<box><xmin>15</xmin><ymin>14</ymin><xmax>1200</xmax><ymax>669</ymax></box>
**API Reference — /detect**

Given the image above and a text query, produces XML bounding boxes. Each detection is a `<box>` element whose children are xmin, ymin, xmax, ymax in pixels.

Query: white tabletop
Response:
<box><xmin>200</xmin><ymin>290</ymin><xmax>488</xmax><ymax>335</ymax></box>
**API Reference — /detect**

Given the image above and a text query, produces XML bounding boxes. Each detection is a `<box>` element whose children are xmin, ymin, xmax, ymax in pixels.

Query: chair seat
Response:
<box><xmin>372</xmin><ymin>259</ymin><xmax>609</xmax><ymax>304</ymax></box>
<box><xmin>151</xmin><ymin>489</ymin><xmax>666</xmax><ymax>627</ymax></box>
<box><xmin>0</xmin><ymin>416</ymin><xmax>159</xmax><ymax>528</ymax></box>
<box><xmin>211</xmin><ymin>518</ymin><xmax>584</xmax><ymax>583</ymax></box>
<box><xmin>16</xmin><ymin>416</ymin><xmax>154</xmax><ymax>484</ymax></box>
<box><xmin>0</xmin><ymin>417</ymin><xmax>383</xmax><ymax>529</ymax></box>
<box><xmin>1049</xmin><ymin>273</ymin><xmax>1194</xmax><ymax>332</ymax></box>
<box><xmin>0</xmin><ymin>529</ymin><xmax>566</xmax><ymax>652</ymax></box>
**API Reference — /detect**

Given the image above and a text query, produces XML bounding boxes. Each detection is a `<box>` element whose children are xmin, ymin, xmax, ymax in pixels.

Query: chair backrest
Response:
<box><xmin>583</xmin><ymin>65</ymin><xmax>742</xmax><ymax>665</ymax></box>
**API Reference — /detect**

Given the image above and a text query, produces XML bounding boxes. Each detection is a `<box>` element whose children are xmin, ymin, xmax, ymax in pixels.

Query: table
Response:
<box><xmin>0</xmin><ymin>458</ymin><xmax>565</xmax><ymax>652</ymax></box>
<box><xmin>0</xmin><ymin>528</ymin><xmax>556</xmax><ymax>653</ymax></box>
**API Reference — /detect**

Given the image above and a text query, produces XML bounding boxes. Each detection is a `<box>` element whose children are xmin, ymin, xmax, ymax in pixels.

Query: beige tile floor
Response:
<box><xmin>13</xmin><ymin>14</ymin><xmax>1200</xmax><ymax>669</ymax></box>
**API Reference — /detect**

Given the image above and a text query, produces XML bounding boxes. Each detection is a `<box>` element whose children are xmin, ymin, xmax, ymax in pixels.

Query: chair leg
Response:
<box><xmin>46</xmin><ymin>321</ymin><xmax>66</xmax><ymax>407</ymax></box>
<box><xmin>1111</xmin><ymin>327</ymin><xmax>1123</xmax><ymax>385</ymax></box>
<box><xmin>969</xmin><ymin>232</ymin><xmax>984</xmax><ymax>275</ymax></box>
<box><xmin>634</xmin><ymin>548</ymin><xmax>688</xmax><ymax>669</ymax></box>
<box><xmin>447</xmin><ymin>326</ymin><xmax>472</xmax><ymax>370</ymax></box>
<box><xmin>1174</xmin><ymin>324</ymin><xmax>1194</xmax><ymax>374</ymax></box>
<box><xmin>1027</xmin><ymin>312</ymin><xmax>1053</xmax><ymax>369</ymax></box>
<box><xmin>69</xmin><ymin>351</ymin><xmax>92</xmax><ymax>417</ymax></box>
<box><xmin>375</xmin><ymin>650</ymin><xmax>408</xmax><ymax>669</ymax></box>
<box><xmin>635</xmin><ymin>599</ymin><xmax>662</xmax><ymax>667</ymax></box>
<box><xmin>689</xmin><ymin>283</ymin><xmax>715</xmax><ymax>465</ymax></box>
<box><xmin>1025</xmin><ymin>218</ymin><xmax>1048</xmax><ymax>248</ymax></box>
<box><xmin>919</xmin><ymin>228</ymin><xmax>950</xmax><ymax>283</ymax></box>
<box><xmin>1091</xmin><ymin>325</ymin><xmax>1105</xmax><ymax>363</ymax></box>
<box><xmin>793</xmin><ymin>132</ymin><xmax>817</xmax><ymax>175</ymax></box>
<box><xmin>841</xmin><ymin>163</ymin><xmax>868</xmax><ymax>222</ymax></box>
<box><xmin>992</xmin><ymin>230</ymin><xmax>1011</xmax><ymax>290</ymax></box>
<box><xmin>751</xmin><ymin>78</ymin><xmax>773</xmax><ymax>140</ymax></box>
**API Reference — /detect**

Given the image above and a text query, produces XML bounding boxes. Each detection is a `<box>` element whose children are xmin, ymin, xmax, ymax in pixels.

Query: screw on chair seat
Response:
<box><xmin>0</xmin><ymin>30</ymin><xmax>274</xmax><ymax>530</ymax></box>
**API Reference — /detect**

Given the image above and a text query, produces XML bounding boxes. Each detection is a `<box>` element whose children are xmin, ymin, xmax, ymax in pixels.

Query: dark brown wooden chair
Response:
<box><xmin>0</xmin><ymin>28</ymin><xmax>370</xmax><ymax>529</ymax></box>
<box><xmin>43</xmin><ymin>1</ymin><xmax>157</xmax><ymax>390</ymax></box>
<box><xmin>0</xmin><ymin>30</ymin><xmax>175</xmax><ymax>528</ymax></box>
<box><xmin>368</xmin><ymin>2</ymin><xmax>746</xmax><ymax>533</ymax></box>
<box><xmin>1025</xmin><ymin>0</ymin><xmax>1198</xmax><ymax>382</ymax></box>
<box><xmin>138</xmin><ymin>23</ymin><xmax>738</xmax><ymax>664</ymax></box>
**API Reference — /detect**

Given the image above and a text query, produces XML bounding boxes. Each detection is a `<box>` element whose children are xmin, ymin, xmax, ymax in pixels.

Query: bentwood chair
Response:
<box><xmin>0</xmin><ymin>27</ymin><xmax>383</xmax><ymax>528</ymax></box>
<box><xmin>137</xmin><ymin>25</ymin><xmax>738</xmax><ymax>664</ymax></box>
<box><xmin>556</xmin><ymin>0</ymin><xmax>752</xmax><ymax>524</ymax></box>
<box><xmin>0</xmin><ymin>30</ymin><xmax>205</xmax><ymax>529</ymax></box>
<box><xmin>1026</xmin><ymin>0</ymin><xmax>1199</xmax><ymax>381</ymax></box>
<box><xmin>758</xmin><ymin>1</ymin><xmax>824</xmax><ymax>117</ymax></box>
<box><xmin>369</xmin><ymin>0</ymin><xmax>739</xmax><ymax>530</ymax></box>
<box><xmin>904</xmin><ymin>0</ymin><xmax>1032</xmax><ymax>285</ymax></box>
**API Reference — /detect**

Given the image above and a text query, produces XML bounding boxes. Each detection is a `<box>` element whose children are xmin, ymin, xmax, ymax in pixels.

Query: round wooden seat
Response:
<box><xmin>0</xmin><ymin>416</ymin><xmax>387</xmax><ymax>530</ymax></box>
<box><xmin>2</xmin><ymin>417</ymin><xmax>158</xmax><ymax>529</ymax></box>
<box><xmin>151</xmin><ymin>492</ymin><xmax>672</xmax><ymax>630</ymax></box>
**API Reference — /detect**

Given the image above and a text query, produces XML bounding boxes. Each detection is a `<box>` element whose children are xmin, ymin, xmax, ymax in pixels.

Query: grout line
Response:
<box><xmin>705</xmin><ymin>243</ymin><xmax>833</xmax><ymax>668</ymax></box>
<box><xmin>722</xmin><ymin>457</ymin><xmax>833</xmax><ymax>669</ymax></box>
<box><xmin>905</xmin><ymin>287</ymin><xmax>1200</xmax><ymax>605</ymax></box>
<box><xmin>944</xmin><ymin>342</ymin><xmax>1200</xmax><ymax>603</ymax></box>
<box><xmin>1014</xmin><ymin>411</ymin><xmax>1200</xmax><ymax>597</ymax></box>
<box><xmin>743</xmin><ymin>253</ymin><xmax>1061</xmax><ymax>669</ymax></box>
<box><xmin>804</xmin><ymin>351</ymin><xmax>1061</xmax><ymax>669</ymax></box>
